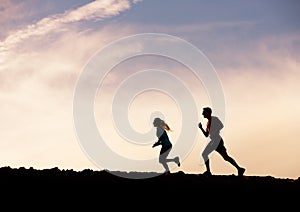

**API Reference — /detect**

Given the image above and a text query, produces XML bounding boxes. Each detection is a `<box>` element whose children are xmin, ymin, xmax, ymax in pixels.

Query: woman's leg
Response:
<box><xmin>159</xmin><ymin>147</ymin><xmax>172</xmax><ymax>172</ymax></box>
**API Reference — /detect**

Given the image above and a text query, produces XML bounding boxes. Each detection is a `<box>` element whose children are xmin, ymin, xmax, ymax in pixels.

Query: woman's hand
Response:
<box><xmin>152</xmin><ymin>142</ymin><xmax>160</xmax><ymax>148</ymax></box>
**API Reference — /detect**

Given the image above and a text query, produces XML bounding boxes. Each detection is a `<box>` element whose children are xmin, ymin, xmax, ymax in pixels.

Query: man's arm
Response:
<box><xmin>198</xmin><ymin>122</ymin><xmax>209</xmax><ymax>137</ymax></box>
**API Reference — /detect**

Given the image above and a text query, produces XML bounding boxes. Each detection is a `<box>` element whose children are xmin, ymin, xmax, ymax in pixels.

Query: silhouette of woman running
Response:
<box><xmin>152</xmin><ymin>117</ymin><xmax>180</xmax><ymax>174</ymax></box>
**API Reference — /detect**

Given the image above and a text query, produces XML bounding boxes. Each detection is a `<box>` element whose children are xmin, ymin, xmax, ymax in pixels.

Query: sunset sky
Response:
<box><xmin>1</xmin><ymin>0</ymin><xmax>299</xmax><ymax>179</ymax></box>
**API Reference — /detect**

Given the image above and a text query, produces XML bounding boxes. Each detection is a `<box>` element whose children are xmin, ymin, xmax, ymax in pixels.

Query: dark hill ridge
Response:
<box><xmin>0</xmin><ymin>166</ymin><xmax>299</xmax><ymax>187</ymax></box>
<box><xmin>0</xmin><ymin>166</ymin><xmax>299</xmax><ymax>206</ymax></box>
<box><xmin>0</xmin><ymin>167</ymin><xmax>300</xmax><ymax>191</ymax></box>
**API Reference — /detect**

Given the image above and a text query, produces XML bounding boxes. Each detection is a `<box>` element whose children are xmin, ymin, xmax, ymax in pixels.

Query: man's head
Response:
<box><xmin>202</xmin><ymin>107</ymin><xmax>212</xmax><ymax>118</ymax></box>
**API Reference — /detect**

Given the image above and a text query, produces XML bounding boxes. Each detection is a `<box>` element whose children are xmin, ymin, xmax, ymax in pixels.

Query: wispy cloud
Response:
<box><xmin>0</xmin><ymin>0</ymin><xmax>136</xmax><ymax>63</ymax></box>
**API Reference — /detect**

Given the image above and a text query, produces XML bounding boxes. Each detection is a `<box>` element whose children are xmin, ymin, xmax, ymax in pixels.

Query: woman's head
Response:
<box><xmin>153</xmin><ymin>117</ymin><xmax>171</xmax><ymax>131</ymax></box>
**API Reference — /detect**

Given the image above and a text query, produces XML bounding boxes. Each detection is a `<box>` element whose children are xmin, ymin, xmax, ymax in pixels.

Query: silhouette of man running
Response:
<box><xmin>198</xmin><ymin>107</ymin><xmax>245</xmax><ymax>177</ymax></box>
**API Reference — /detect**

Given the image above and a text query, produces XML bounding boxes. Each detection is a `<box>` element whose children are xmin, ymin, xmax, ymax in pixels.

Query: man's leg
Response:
<box><xmin>201</xmin><ymin>142</ymin><xmax>215</xmax><ymax>175</ymax></box>
<box><xmin>218</xmin><ymin>149</ymin><xmax>245</xmax><ymax>176</ymax></box>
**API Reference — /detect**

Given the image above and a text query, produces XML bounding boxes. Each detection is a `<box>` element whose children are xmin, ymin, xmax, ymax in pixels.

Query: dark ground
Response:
<box><xmin>0</xmin><ymin>166</ymin><xmax>299</xmax><ymax>209</ymax></box>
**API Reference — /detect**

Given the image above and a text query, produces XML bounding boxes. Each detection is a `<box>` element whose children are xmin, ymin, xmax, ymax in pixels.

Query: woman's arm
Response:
<box><xmin>152</xmin><ymin>128</ymin><xmax>168</xmax><ymax>147</ymax></box>
<box><xmin>152</xmin><ymin>141</ymin><xmax>160</xmax><ymax>148</ymax></box>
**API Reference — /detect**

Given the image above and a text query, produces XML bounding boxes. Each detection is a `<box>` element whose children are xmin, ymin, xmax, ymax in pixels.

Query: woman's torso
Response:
<box><xmin>156</xmin><ymin>127</ymin><xmax>172</xmax><ymax>147</ymax></box>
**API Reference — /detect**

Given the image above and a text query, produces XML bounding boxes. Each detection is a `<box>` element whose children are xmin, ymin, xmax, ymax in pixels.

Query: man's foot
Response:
<box><xmin>238</xmin><ymin>167</ymin><xmax>245</xmax><ymax>177</ymax></box>
<box><xmin>175</xmin><ymin>156</ymin><xmax>180</xmax><ymax>167</ymax></box>
<box><xmin>202</xmin><ymin>171</ymin><xmax>212</xmax><ymax>176</ymax></box>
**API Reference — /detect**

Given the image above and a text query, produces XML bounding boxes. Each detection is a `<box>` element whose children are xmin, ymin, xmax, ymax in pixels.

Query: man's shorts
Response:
<box><xmin>215</xmin><ymin>138</ymin><xmax>227</xmax><ymax>153</ymax></box>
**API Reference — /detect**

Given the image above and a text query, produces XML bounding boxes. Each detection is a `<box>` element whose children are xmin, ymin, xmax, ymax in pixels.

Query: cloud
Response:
<box><xmin>0</xmin><ymin>0</ymin><xmax>136</xmax><ymax>63</ymax></box>
<box><xmin>0</xmin><ymin>0</ymin><xmax>32</xmax><ymax>36</ymax></box>
<box><xmin>0</xmin><ymin>23</ymin><xmax>138</xmax><ymax>171</ymax></box>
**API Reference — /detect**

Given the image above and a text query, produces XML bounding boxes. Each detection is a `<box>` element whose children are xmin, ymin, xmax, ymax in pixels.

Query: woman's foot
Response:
<box><xmin>175</xmin><ymin>157</ymin><xmax>180</xmax><ymax>167</ymax></box>
<box><xmin>164</xmin><ymin>170</ymin><xmax>170</xmax><ymax>175</ymax></box>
